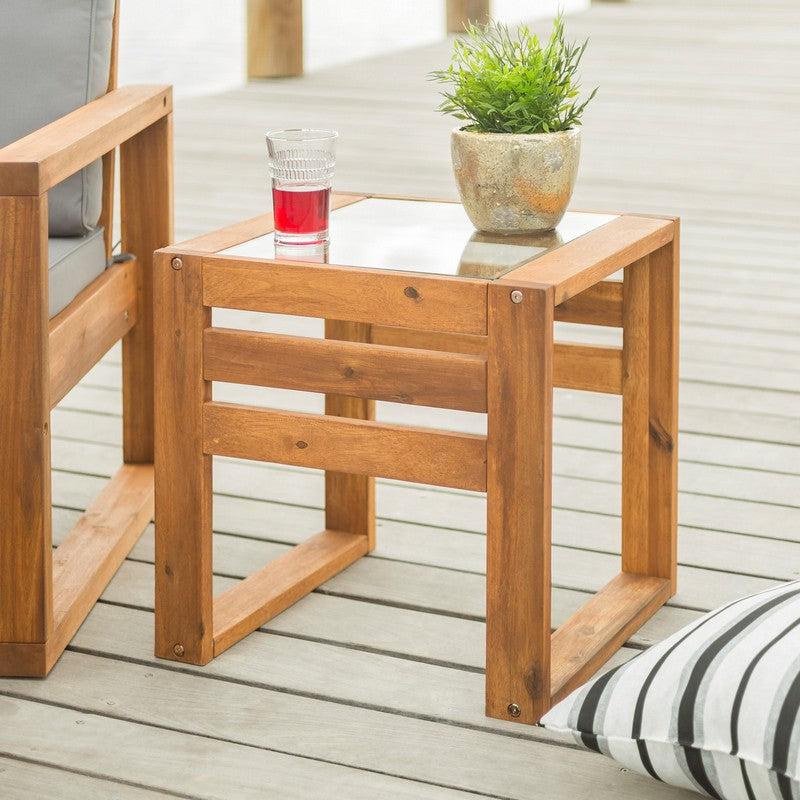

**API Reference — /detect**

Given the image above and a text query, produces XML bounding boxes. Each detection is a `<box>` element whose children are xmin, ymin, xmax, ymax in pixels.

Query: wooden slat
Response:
<box><xmin>177</xmin><ymin>194</ymin><xmax>365</xmax><ymax>255</ymax></box>
<box><xmin>555</xmin><ymin>280</ymin><xmax>622</xmax><ymax>327</ymax></box>
<box><xmin>324</xmin><ymin>320</ymin><xmax>376</xmax><ymax>551</ymax></box>
<box><xmin>499</xmin><ymin>215</ymin><xmax>674</xmax><ymax>305</ymax></box>
<box><xmin>370</xmin><ymin>325</ymin><xmax>488</xmax><ymax>355</ymax></box>
<box><xmin>554</xmin><ymin>343</ymin><xmax>622</xmax><ymax>395</ymax></box>
<box><xmin>213</xmin><ymin>529</ymin><xmax>368</xmax><ymax>656</ymax></box>
<box><xmin>203</xmin><ymin>402</ymin><xmax>488</xmax><ymax>492</ymax></box>
<box><xmin>368</xmin><ymin>326</ymin><xmax>621</xmax><ymax>395</ymax></box>
<box><xmin>48</xmin><ymin>258</ymin><xmax>137</xmax><ymax>408</ymax></box>
<box><xmin>0</xmin><ymin>194</ymin><xmax>52</xmax><ymax>645</ymax></box>
<box><xmin>202</xmin><ymin>256</ymin><xmax>488</xmax><ymax>335</ymax></box>
<box><xmin>120</xmin><ymin>113</ymin><xmax>174</xmax><ymax>463</ymax></box>
<box><xmin>550</xmin><ymin>573</ymin><xmax>672</xmax><ymax>705</ymax></box>
<box><xmin>0</xmin><ymin>85</ymin><xmax>172</xmax><ymax>196</ymax></box>
<box><xmin>49</xmin><ymin>464</ymin><xmax>154</xmax><ymax>670</ymax></box>
<box><xmin>203</xmin><ymin>327</ymin><xmax>488</xmax><ymax>411</ymax></box>
<box><xmin>153</xmin><ymin>252</ymin><xmax>214</xmax><ymax>665</ymax></box>
<box><xmin>446</xmin><ymin>0</ymin><xmax>490</xmax><ymax>32</ymax></box>
<box><xmin>247</xmin><ymin>0</ymin><xmax>304</xmax><ymax>79</ymax></box>
<box><xmin>485</xmin><ymin>282</ymin><xmax>553</xmax><ymax>724</ymax></box>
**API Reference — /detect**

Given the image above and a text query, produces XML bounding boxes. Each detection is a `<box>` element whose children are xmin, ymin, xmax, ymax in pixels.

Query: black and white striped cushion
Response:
<box><xmin>541</xmin><ymin>581</ymin><xmax>800</xmax><ymax>800</ymax></box>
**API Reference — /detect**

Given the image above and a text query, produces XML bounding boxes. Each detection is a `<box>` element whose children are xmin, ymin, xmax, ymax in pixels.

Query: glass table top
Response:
<box><xmin>221</xmin><ymin>198</ymin><xmax>618</xmax><ymax>280</ymax></box>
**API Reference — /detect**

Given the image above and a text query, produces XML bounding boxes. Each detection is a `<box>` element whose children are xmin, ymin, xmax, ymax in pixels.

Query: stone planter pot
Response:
<box><xmin>451</xmin><ymin>127</ymin><xmax>581</xmax><ymax>234</ymax></box>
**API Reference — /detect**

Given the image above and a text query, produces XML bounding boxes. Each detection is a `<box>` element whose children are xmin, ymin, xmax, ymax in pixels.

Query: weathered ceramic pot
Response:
<box><xmin>451</xmin><ymin>127</ymin><xmax>581</xmax><ymax>234</ymax></box>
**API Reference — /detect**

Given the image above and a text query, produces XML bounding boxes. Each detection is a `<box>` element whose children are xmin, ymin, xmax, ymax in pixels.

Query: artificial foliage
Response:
<box><xmin>430</xmin><ymin>16</ymin><xmax>597</xmax><ymax>134</ymax></box>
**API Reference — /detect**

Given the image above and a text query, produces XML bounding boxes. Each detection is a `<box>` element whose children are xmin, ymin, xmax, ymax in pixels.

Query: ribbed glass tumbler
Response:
<box><xmin>266</xmin><ymin>128</ymin><xmax>337</xmax><ymax>245</ymax></box>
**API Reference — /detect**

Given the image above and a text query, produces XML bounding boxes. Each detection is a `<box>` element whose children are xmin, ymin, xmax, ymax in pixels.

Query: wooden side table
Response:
<box><xmin>154</xmin><ymin>194</ymin><xmax>679</xmax><ymax>725</ymax></box>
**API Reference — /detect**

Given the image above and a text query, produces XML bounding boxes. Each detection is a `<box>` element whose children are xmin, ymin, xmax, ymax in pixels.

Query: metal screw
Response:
<box><xmin>171</xmin><ymin>257</ymin><xmax>183</xmax><ymax>270</ymax></box>
<box><xmin>123</xmin><ymin>310</ymin><xmax>130</xmax><ymax>322</ymax></box>
<box><xmin>507</xmin><ymin>703</ymin><xmax>521</xmax><ymax>718</ymax></box>
<box><xmin>173</xmin><ymin>644</ymin><xmax>185</xmax><ymax>657</ymax></box>
<box><xmin>510</xmin><ymin>290</ymin><xmax>523</xmax><ymax>304</ymax></box>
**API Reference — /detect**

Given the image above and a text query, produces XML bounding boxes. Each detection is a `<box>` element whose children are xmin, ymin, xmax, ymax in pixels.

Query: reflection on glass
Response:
<box><xmin>274</xmin><ymin>241</ymin><xmax>329</xmax><ymax>264</ymax></box>
<box><xmin>221</xmin><ymin>199</ymin><xmax>617</xmax><ymax>280</ymax></box>
<box><xmin>457</xmin><ymin>229</ymin><xmax>564</xmax><ymax>279</ymax></box>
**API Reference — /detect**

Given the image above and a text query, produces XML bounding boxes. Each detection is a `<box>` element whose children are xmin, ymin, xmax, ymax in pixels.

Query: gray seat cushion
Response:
<box><xmin>0</xmin><ymin>0</ymin><xmax>115</xmax><ymax>236</ymax></box>
<box><xmin>49</xmin><ymin>227</ymin><xmax>106</xmax><ymax>318</ymax></box>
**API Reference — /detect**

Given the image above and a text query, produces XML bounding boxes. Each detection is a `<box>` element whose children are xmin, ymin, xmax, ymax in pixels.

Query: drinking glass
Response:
<box><xmin>266</xmin><ymin>128</ymin><xmax>337</xmax><ymax>245</ymax></box>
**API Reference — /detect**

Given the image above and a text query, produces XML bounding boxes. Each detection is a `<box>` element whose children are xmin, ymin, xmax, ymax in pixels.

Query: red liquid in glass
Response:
<box><xmin>272</xmin><ymin>185</ymin><xmax>330</xmax><ymax>236</ymax></box>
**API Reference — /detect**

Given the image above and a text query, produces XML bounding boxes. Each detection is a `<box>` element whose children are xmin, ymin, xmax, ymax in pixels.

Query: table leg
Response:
<box><xmin>486</xmin><ymin>282</ymin><xmax>554</xmax><ymax>724</ymax></box>
<box><xmin>154</xmin><ymin>252</ymin><xmax>214</xmax><ymax>664</ymax></box>
<box><xmin>324</xmin><ymin>320</ymin><xmax>376</xmax><ymax>550</ymax></box>
<box><xmin>622</xmin><ymin>235</ymin><xmax>679</xmax><ymax>592</ymax></box>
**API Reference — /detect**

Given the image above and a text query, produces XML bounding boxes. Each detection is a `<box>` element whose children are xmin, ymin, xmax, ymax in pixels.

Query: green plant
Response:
<box><xmin>430</xmin><ymin>15</ymin><xmax>597</xmax><ymax>134</ymax></box>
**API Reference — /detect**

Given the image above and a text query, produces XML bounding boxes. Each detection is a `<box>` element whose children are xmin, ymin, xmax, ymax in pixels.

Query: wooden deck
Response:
<box><xmin>2</xmin><ymin>0</ymin><xmax>799</xmax><ymax>796</ymax></box>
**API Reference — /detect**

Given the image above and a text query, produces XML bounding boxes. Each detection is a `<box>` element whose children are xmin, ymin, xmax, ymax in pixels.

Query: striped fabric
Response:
<box><xmin>541</xmin><ymin>581</ymin><xmax>800</xmax><ymax>800</ymax></box>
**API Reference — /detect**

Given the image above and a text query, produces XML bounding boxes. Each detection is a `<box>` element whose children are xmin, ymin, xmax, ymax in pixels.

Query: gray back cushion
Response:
<box><xmin>0</xmin><ymin>0</ymin><xmax>115</xmax><ymax>236</ymax></box>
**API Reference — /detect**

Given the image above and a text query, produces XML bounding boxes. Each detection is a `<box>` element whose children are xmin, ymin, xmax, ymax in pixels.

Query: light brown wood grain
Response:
<box><xmin>499</xmin><ymin>215</ymin><xmax>674</xmax><ymax>305</ymax></box>
<box><xmin>485</xmin><ymin>282</ymin><xmax>553</xmax><ymax>724</ymax></box>
<box><xmin>555</xmin><ymin>280</ymin><xmax>622</xmax><ymax>327</ymax></box>
<box><xmin>120</xmin><ymin>113</ymin><xmax>173</xmax><ymax>463</ymax></box>
<box><xmin>367</xmin><ymin>326</ymin><xmax>620</xmax><ymax>395</ymax></box>
<box><xmin>213</xmin><ymin>529</ymin><xmax>369</xmax><ymax>656</ymax></box>
<box><xmin>446</xmin><ymin>0</ymin><xmax>490</xmax><ymax>32</ymax></box>
<box><xmin>550</xmin><ymin>572</ymin><xmax>672</xmax><ymax>705</ymax></box>
<box><xmin>621</xmin><ymin>232</ymin><xmax>679</xmax><ymax>592</ymax></box>
<box><xmin>203</xmin><ymin>402</ymin><xmax>488</xmax><ymax>492</ymax></box>
<box><xmin>153</xmin><ymin>251</ymin><xmax>214</xmax><ymax>665</ymax></box>
<box><xmin>247</xmin><ymin>0</ymin><xmax>303</xmax><ymax>79</ymax></box>
<box><xmin>0</xmin><ymin>85</ymin><xmax>172</xmax><ymax>196</ymax></box>
<box><xmin>50</xmin><ymin>464</ymin><xmax>154</xmax><ymax>668</ymax></box>
<box><xmin>48</xmin><ymin>257</ymin><xmax>137</xmax><ymax>408</ymax></box>
<box><xmin>323</xmin><ymin>320</ymin><xmax>376</xmax><ymax>550</ymax></box>
<box><xmin>177</xmin><ymin>194</ymin><xmax>365</xmax><ymax>255</ymax></box>
<box><xmin>203</xmin><ymin>327</ymin><xmax>489</xmax><ymax>411</ymax></box>
<box><xmin>202</xmin><ymin>256</ymin><xmax>488</xmax><ymax>334</ymax></box>
<box><xmin>647</xmin><ymin>236</ymin><xmax>680</xmax><ymax>590</ymax></box>
<box><xmin>0</xmin><ymin>194</ymin><xmax>52</xmax><ymax>646</ymax></box>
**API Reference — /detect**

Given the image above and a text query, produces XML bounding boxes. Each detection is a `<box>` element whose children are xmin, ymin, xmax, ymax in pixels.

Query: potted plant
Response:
<box><xmin>430</xmin><ymin>15</ymin><xmax>597</xmax><ymax>234</ymax></box>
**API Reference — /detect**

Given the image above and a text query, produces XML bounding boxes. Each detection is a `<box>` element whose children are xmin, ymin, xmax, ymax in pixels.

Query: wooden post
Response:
<box><xmin>485</xmin><ymin>281</ymin><xmax>554</xmax><ymax>724</ymax></box>
<box><xmin>248</xmin><ymin>0</ymin><xmax>303</xmax><ymax>79</ymax></box>
<box><xmin>324</xmin><ymin>320</ymin><xmax>376</xmax><ymax>551</ymax></box>
<box><xmin>621</xmin><ymin>232</ymin><xmax>679</xmax><ymax>593</ymax></box>
<box><xmin>446</xmin><ymin>0</ymin><xmax>490</xmax><ymax>33</ymax></box>
<box><xmin>0</xmin><ymin>194</ymin><xmax>52</xmax><ymax>645</ymax></box>
<box><xmin>154</xmin><ymin>252</ymin><xmax>214</xmax><ymax>665</ymax></box>
<box><xmin>120</xmin><ymin>113</ymin><xmax>174</xmax><ymax>464</ymax></box>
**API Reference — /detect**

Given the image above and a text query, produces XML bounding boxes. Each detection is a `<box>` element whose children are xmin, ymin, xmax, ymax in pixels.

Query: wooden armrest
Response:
<box><xmin>0</xmin><ymin>84</ymin><xmax>172</xmax><ymax>196</ymax></box>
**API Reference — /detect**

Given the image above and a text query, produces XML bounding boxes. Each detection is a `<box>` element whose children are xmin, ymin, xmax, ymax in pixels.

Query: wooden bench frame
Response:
<box><xmin>154</xmin><ymin>193</ymin><xmax>678</xmax><ymax>724</ymax></box>
<box><xmin>0</xmin><ymin>71</ymin><xmax>173</xmax><ymax>674</ymax></box>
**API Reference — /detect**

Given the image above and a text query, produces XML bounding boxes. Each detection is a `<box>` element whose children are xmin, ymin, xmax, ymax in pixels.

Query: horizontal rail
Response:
<box><xmin>202</xmin><ymin>256</ymin><xmax>488</xmax><ymax>335</ymax></box>
<box><xmin>203</xmin><ymin>402</ymin><xmax>487</xmax><ymax>491</ymax></box>
<box><xmin>370</xmin><ymin>326</ymin><xmax>622</xmax><ymax>395</ymax></box>
<box><xmin>550</xmin><ymin>572</ymin><xmax>671</xmax><ymax>705</ymax></box>
<box><xmin>555</xmin><ymin>280</ymin><xmax>622</xmax><ymax>327</ymax></box>
<box><xmin>204</xmin><ymin>328</ymin><xmax>488</xmax><ymax>412</ymax></box>
<box><xmin>213</xmin><ymin>529</ymin><xmax>368</xmax><ymax>657</ymax></box>
<box><xmin>0</xmin><ymin>85</ymin><xmax>172</xmax><ymax>195</ymax></box>
<box><xmin>49</xmin><ymin>258</ymin><xmax>138</xmax><ymax>408</ymax></box>
<box><xmin>553</xmin><ymin>343</ymin><xmax>622</xmax><ymax>395</ymax></box>
<box><xmin>52</xmin><ymin>465</ymin><xmax>154</xmax><ymax>657</ymax></box>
